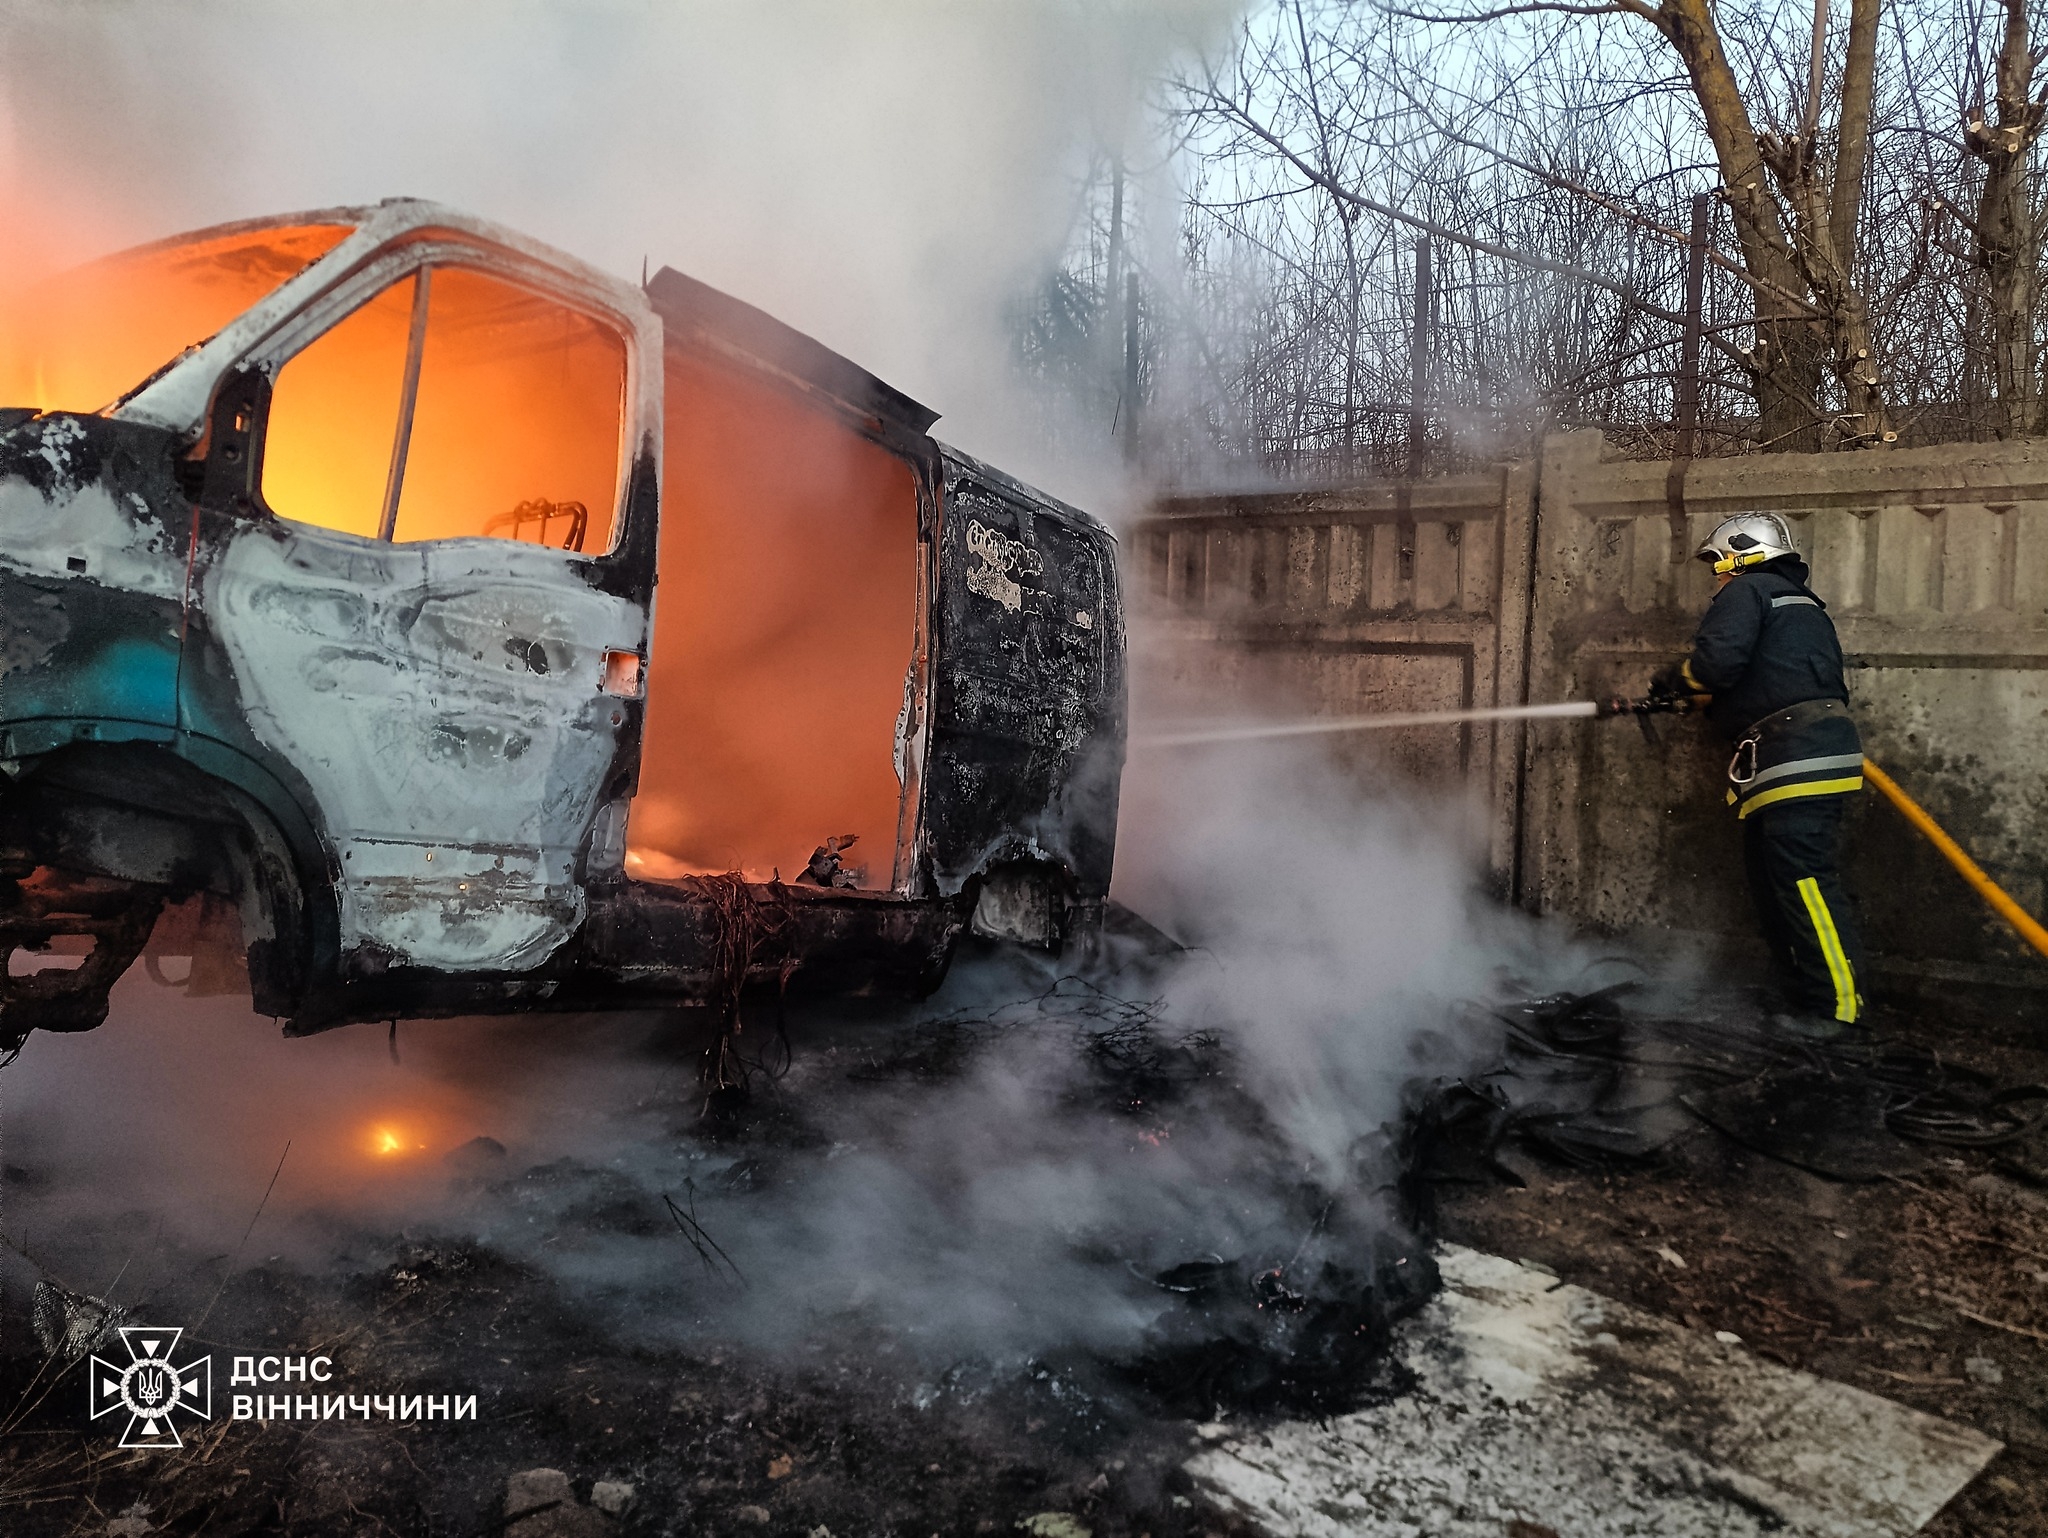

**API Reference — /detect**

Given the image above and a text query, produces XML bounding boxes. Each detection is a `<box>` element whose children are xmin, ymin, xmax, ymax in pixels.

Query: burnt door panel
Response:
<box><xmin>0</xmin><ymin>418</ymin><xmax>191</xmax><ymax>755</ymax></box>
<box><xmin>923</xmin><ymin>453</ymin><xmax>1124</xmax><ymax>899</ymax></box>
<box><xmin>183</xmin><ymin>265</ymin><xmax>648</xmax><ymax>975</ymax></box>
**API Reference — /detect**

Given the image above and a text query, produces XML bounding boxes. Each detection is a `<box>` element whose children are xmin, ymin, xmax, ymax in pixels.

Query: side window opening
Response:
<box><xmin>391</xmin><ymin>267</ymin><xmax>625</xmax><ymax>549</ymax></box>
<box><xmin>259</xmin><ymin>276</ymin><xmax>415</xmax><ymax>540</ymax></box>
<box><xmin>257</xmin><ymin>263</ymin><xmax>627</xmax><ymax>554</ymax></box>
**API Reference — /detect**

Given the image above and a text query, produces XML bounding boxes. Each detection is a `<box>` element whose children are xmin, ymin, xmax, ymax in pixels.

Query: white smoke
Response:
<box><xmin>0</xmin><ymin>736</ymin><xmax>1613</xmax><ymax>1372</ymax></box>
<box><xmin>0</xmin><ymin>0</ymin><xmax>1628</xmax><ymax>1376</ymax></box>
<box><xmin>1117</xmin><ymin>740</ymin><xmax>1498</xmax><ymax>1185</ymax></box>
<box><xmin>0</xmin><ymin>0</ymin><xmax>1234</xmax><ymax>509</ymax></box>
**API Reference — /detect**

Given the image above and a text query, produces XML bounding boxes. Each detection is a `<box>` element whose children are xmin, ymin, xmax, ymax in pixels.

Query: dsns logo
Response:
<box><xmin>89</xmin><ymin>1327</ymin><xmax>212</xmax><ymax>1448</ymax></box>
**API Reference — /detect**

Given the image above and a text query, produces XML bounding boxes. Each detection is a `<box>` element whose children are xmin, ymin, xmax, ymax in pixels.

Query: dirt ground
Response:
<box><xmin>2</xmin><ymin>980</ymin><xmax>2044</xmax><ymax>1537</ymax></box>
<box><xmin>0</xmin><ymin>1212</ymin><xmax>1260</xmax><ymax>1538</ymax></box>
<box><xmin>1435</xmin><ymin>989</ymin><xmax>2048</xmax><ymax>1538</ymax></box>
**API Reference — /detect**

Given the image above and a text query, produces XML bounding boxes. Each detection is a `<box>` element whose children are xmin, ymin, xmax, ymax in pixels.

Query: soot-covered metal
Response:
<box><xmin>0</xmin><ymin>201</ymin><xmax>1125</xmax><ymax>1050</ymax></box>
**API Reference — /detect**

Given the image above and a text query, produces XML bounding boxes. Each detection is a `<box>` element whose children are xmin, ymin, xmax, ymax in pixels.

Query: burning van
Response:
<box><xmin>0</xmin><ymin>200</ymin><xmax>1124</xmax><ymax>1047</ymax></box>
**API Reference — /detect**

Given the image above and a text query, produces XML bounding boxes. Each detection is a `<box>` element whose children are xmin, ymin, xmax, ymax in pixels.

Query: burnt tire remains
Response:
<box><xmin>0</xmin><ymin>868</ymin><xmax>164</xmax><ymax>1049</ymax></box>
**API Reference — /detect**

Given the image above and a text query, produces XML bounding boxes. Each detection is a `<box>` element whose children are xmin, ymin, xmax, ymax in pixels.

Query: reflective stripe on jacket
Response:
<box><xmin>1723</xmin><ymin>697</ymin><xmax>1864</xmax><ymax>819</ymax></box>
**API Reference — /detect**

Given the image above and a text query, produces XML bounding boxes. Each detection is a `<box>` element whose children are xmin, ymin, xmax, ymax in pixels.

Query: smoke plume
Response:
<box><xmin>0</xmin><ymin>0</ymin><xmax>1623</xmax><ymax>1389</ymax></box>
<box><xmin>0</xmin><ymin>734</ymin><xmax>1616</xmax><ymax>1386</ymax></box>
<box><xmin>0</xmin><ymin>0</ymin><xmax>1233</xmax><ymax>509</ymax></box>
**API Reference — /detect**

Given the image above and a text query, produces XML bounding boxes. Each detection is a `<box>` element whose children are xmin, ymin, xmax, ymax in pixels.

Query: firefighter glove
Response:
<box><xmin>1647</xmin><ymin>663</ymin><xmax>1689</xmax><ymax>703</ymax></box>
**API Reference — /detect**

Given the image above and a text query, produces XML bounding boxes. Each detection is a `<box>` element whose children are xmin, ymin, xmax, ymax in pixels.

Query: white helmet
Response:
<box><xmin>1696</xmin><ymin>512</ymin><xmax>1796</xmax><ymax>575</ymax></box>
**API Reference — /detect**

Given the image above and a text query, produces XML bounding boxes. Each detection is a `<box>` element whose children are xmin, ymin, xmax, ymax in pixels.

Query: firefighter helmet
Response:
<box><xmin>1696</xmin><ymin>512</ymin><xmax>1797</xmax><ymax>575</ymax></box>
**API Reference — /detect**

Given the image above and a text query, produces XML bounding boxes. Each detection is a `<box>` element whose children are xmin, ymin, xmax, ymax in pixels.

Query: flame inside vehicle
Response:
<box><xmin>256</xmin><ymin>260</ymin><xmax>627</xmax><ymax>547</ymax></box>
<box><xmin>632</xmin><ymin>347</ymin><xmax>922</xmax><ymax>887</ymax></box>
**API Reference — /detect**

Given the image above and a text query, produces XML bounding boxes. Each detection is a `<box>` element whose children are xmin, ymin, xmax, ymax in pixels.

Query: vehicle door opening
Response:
<box><xmin>627</xmin><ymin>346</ymin><xmax>924</xmax><ymax>893</ymax></box>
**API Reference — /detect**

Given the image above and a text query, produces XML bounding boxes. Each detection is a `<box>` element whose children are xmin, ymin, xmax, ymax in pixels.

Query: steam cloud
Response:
<box><xmin>0</xmin><ymin>738</ymin><xmax>1615</xmax><ymax>1376</ymax></box>
<box><xmin>1</xmin><ymin>1</ymin><xmax>1622</xmax><ymax>1380</ymax></box>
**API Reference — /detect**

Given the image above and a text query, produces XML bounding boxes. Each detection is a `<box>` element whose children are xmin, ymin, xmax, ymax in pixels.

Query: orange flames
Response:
<box><xmin>0</xmin><ymin>223</ymin><xmax>351</xmax><ymax>416</ymax></box>
<box><xmin>361</xmin><ymin>1120</ymin><xmax>433</xmax><ymax>1160</ymax></box>
<box><xmin>630</xmin><ymin>349</ymin><xmax>922</xmax><ymax>887</ymax></box>
<box><xmin>261</xmin><ymin>260</ymin><xmax>626</xmax><ymax>546</ymax></box>
<box><xmin>0</xmin><ymin>217</ymin><xmax>627</xmax><ymax>560</ymax></box>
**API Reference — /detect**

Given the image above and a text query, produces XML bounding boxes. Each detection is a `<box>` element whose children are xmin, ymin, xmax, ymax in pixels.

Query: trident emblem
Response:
<box><xmin>88</xmin><ymin>1327</ymin><xmax>211</xmax><ymax>1449</ymax></box>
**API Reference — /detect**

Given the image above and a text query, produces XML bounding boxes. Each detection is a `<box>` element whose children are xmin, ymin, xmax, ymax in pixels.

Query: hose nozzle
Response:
<box><xmin>1598</xmin><ymin>693</ymin><xmax>1695</xmax><ymax>719</ymax></box>
<box><xmin>1598</xmin><ymin>692</ymin><xmax>1692</xmax><ymax>748</ymax></box>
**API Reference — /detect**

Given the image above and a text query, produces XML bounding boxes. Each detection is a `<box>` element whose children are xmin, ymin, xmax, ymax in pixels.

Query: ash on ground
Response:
<box><xmin>0</xmin><ymin>937</ymin><xmax>1457</xmax><ymax>1537</ymax></box>
<box><xmin>6</xmin><ymin>945</ymin><xmax>2044</xmax><ymax>1535</ymax></box>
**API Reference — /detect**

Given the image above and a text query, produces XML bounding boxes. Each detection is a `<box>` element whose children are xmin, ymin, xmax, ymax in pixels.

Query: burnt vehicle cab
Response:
<box><xmin>0</xmin><ymin>200</ymin><xmax>1124</xmax><ymax>1044</ymax></box>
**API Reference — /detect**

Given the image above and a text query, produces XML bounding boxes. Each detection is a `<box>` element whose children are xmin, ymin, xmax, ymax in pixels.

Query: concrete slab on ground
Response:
<box><xmin>1187</xmin><ymin>1245</ymin><xmax>2001</xmax><ymax>1538</ymax></box>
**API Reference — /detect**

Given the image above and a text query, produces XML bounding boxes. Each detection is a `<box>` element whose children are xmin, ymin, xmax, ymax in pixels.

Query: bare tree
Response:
<box><xmin>1376</xmin><ymin>0</ymin><xmax>1899</xmax><ymax>448</ymax></box>
<box><xmin>1009</xmin><ymin>0</ymin><xmax>2048</xmax><ymax>484</ymax></box>
<box><xmin>1965</xmin><ymin>0</ymin><xmax>2047</xmax><ymax>436</ymax></box>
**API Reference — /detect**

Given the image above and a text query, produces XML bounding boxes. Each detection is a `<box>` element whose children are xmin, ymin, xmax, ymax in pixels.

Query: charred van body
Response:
<box><xmin>0</xmin><ymin>201</ymin><xmax>1124</xmax><ymax>1047</ymax></box>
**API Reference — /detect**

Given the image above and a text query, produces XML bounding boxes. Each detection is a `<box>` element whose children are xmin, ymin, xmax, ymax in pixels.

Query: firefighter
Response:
<box><xmin>1649</xmin><ymin>512</ymin><xmax>1867</xmax><ymax>1038</ymax></box>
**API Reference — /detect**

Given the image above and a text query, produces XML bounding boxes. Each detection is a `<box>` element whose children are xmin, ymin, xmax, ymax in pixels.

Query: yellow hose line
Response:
<box><xmin>1862</xmin><ymin>757</ymin><xmax>2048</xmax><ymax>960</ymax></box>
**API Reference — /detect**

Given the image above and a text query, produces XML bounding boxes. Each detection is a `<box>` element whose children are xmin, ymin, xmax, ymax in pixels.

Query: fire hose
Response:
<box><xmin>1597</xmin><ymin>693</ymin><xmax>2048</xmax><ymax>961</ymax></box>
<box><xmin>1135</xmin><ymin>695</ymin><xmax>2048</xmax><ymax>960</ymax></box>
<box><xmin>1859</xmin><ymin>758</ymin><xmax>2048</xmax><ymax>960</ymax></box>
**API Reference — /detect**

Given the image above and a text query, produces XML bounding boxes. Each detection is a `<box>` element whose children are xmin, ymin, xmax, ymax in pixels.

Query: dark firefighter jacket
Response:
<box><xmin>1680</xmin><ymin>557</ymin><xmax>1864</xmax><ymax>819</ymax></box>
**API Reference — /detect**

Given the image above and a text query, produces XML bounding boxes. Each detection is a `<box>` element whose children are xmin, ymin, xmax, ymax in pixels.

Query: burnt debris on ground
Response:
<box><xmin>8</xmin><ymin>955</ymin><xmax>2045</xmax><ymax>1535</ymax></box>
<box><xmin>1434</xmin><ymin>987</ymin><xmax>2048</xmax><ymax>1538</ymax></box>
<box><xmin>1416</xmin><ymin>978</ymin><xmax>2048</xmax><ymax>1188</ymax></box>
<box><xmin>773</xmin><ymin>964</ymin><xmax>1442</xmax><ymax>1419</ymax></box>
<box><xmin>0</xmin><ymin>942</ymin><xmax>1450</xmax><ymax>1535</ymax></box>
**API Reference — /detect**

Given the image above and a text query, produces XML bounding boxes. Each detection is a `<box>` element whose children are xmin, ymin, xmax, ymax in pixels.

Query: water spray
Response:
<box><xmin>1135</xmin><ymin>699</ymin><xmax>2048</xmax><ymax>957</ymax></box>
<box><xmin>1132</xmin><ymin>696</ymin><xmax>1681</xmax><ymax>749</ymax></box>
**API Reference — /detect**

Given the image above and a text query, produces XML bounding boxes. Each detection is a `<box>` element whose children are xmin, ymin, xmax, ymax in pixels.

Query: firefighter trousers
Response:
<box><xmin>1741</xmin><ymin>794</ymin><xmax>1865</xmax><ymax>1023</ymax></box>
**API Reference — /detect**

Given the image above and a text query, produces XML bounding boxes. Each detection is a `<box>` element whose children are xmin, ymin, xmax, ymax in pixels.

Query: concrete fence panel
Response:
<box><xmin>1133</xmin><ymin>466</ymin><xmax>1535</xmax><ymax>884</ymax></box>
<box><xmin>1136</xmin><ymin>432</ymin><xmax>2048</xmax><ymax>997</ymax></box>
<box><xmin>1523</xmin><ymin>432</ymin><xmax>2048</xmax><ymax>994</ymax></box>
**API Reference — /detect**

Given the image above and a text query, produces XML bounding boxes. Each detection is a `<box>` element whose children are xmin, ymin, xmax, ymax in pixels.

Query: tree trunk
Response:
<box><xmin>1649</xmin><ymin>0</ymin><xmax>1826</xmax><ymax>448</ymax></box>
<box><xmin>1829</xmin><ymin>0</ymin><xmax>1879</xmax><ymax>266</ymax></box>
<box><xmin>1757</xmin><ymin>116</ymin><xmax>1892</xmax><ymax>445</ymax></box>
<box><xmin>1644</xmin><ymin>0</ymin><xmax>1905</xmax><ymax>448</ymax></box>
<box><xmin>1828</xmin><ymin>0</ymin><xmax>1888</xmax><ymax>443</ymax></box>
<box><xmin>1966</xmin><ymin>0</ymin><xmax>2044</xmax><ymax>439</ymax></box>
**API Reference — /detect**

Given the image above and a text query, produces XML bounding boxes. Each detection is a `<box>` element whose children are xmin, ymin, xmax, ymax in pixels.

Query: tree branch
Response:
<box><xmin>1189</xmin><ymin>84</ymin><xmax>1754</xmax><ymax>366</ymax></box>
<box><xmin>1381</xmin><ymin>1</ymin><xmax>1651</xmax><ymax>22</ymax></box>
<box><xmin>1399</xmin><ymin>96</ymin><xmax>1823</xmax><ymax>315</ymax></box>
